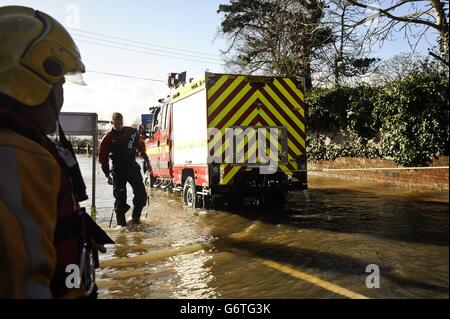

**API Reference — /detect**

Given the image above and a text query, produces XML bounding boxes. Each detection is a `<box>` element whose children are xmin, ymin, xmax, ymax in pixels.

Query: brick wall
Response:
<box><xmin>308</xmin><ymin>157</ymin><xmax>449</xmax><ymax>191</ymax></box>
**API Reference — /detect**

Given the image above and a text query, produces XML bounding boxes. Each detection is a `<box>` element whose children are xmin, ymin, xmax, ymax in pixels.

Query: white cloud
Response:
<box><xmin>62</xmin><ymin>75</ymin><xmax>168</xmax><ymax>126</ymax></box>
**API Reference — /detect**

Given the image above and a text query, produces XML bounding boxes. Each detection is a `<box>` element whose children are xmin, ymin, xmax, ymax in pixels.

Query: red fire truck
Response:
<box><xmin>145</xmin><ymin>72</ymin><xmax>307</xmax><ymax>208</ymax></box>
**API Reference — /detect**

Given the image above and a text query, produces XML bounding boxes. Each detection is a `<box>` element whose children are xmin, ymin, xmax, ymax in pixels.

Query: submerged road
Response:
<box><xmin>78</xmin><ymin>156</ymin><xmax>449</xmax><ymax>299</ymax></box>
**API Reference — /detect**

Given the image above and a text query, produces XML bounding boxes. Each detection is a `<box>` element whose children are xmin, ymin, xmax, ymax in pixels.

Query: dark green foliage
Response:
<box><xmin>306</xmin><ymin>72</ymin><xmax>449</xmax><ymax>166</ymax></box>
<box><xmin>342</xmin><ymin>58</ymin><xmax>380</xmax><ymax>78</ymax></box>
<box><xmin>306</xmin><ymin>132</ymin><xmax>381</xmax><ymax>163</ymax></box>
<box><xmin>373</xmin><ymin>71</ymin><xmax>449</xmax><ymax>166</ymax></box>
<box><xmin>306</xmin><ymin>86</ymin><xmax>351</xmax><ymax>134</ymax></box>
<box><xmin>218</xmin><ymin>0</ymin><xmax>277</xmax><ymax>33</ymax></box>
<box><xmin>307</xmin><ymin>85</ymin><xmax>378</xmax><ymax>138</ymax></box>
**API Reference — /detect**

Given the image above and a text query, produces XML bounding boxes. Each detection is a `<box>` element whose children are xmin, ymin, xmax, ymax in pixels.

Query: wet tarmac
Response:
<box><xmin>78</xmin><ymin>156</ymin><xmax>449</xmax><ymax>299</ymax></box>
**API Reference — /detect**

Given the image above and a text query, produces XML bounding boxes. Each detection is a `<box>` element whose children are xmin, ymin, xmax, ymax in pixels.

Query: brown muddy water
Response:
<box><xmin>78</xmin><ymin>156</ymin><xmax>449</xmax><ymax>299</ymax></box>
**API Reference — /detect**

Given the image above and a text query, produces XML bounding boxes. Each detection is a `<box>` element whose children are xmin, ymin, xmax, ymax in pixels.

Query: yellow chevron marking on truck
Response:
<box><xmin>210</xmin><ymin>103</ymin><xmax>303</xmax><ymax>162</ymax></box>
<box><xmin>238</xmin><ymin>142</ymin><xmax>279</xmax><ymax>165</ymax></box>
<box><xmin>219</xmin><ymin>163</ymin><xmax>228</xmax><ymax>180</ymax></box>
<box><xmin>234</xmin><ymin>124</ymin><xmax>282</xmax><ymax>154</ymax></box>
<box><xmin>279</xmin><ymin>165</ymin><xmax>292</xmax><ymax>175</ymax></box>
<box><xmin>234</xmin><ymin>127</ymin><xmax>256</xmax><ymax>151</ymax></box>
<box><xmin>208</xmin><ymin>94</ymin><xmax>260</xmax><ymax>147</ymax></box>
<box><xmin>222</xmin><ymin>140</ymin><xmax>283</xmax><ymax>185</ymax></box>
<box><xmin>262</xmin><ymin>127</ymin><xmax>283</xmax><ymax>153</ymax></box>
<box><xmin>209</xmin><ymin>91</ymin><xmax>305</xmax><ymax>150</ymax></box>
<box><xmin>207</xmin><ymin>75</ymin><xmax>306</xmax><ymax>185</ymax></box>
<box><xmin>284</xmin><ymin>79</ymin><xmax>305</xmax><ymax>110</ymax></box>
<box><xmin>208</xmin><ymin>76</ymin><xmax>246</xmax><ymax>116</ymax></box>
<box><xmin>234</xmin><ymin>130</ymin><xmax>280</xmax><ymax>165</ymax></box>
<box><xmin>211</xmin><ymin>108</ymin><xmax>286</xmax><ymax>163</ymax></box>
<box><xmin>289</xmin><ymin>159</ymin><xmax>299</xmax><ymax>170</ymax></box>
<box><xmin>209</xmin><ymin>85</ymin><xmax>253</xmax><ymax>127</ymax></box>
<box><xmin>207</xmin><ymin>75</ymin><xmax>228</xmax><ymax>99</ymax></box>
<box><xmin>219</xmin><ymin>164</ymin><xmax>232</xmax><ymax>185</ymax></box>
<box><xmin>224</xmin><ymin>109</ymin><xmax>260</xmax><ymax>163</ymax></box>
<box><xmin>210</xmin><ymin>80</ymin><xmax>304</xmax><ymax>132</ymax></box>
<box><xmin>257</xmin><ymin>93</ymin><xmax>306</xmax><ymax>149</ymax></box>
<box><xmin>263</xmin><ymin>85</ymin><xmax>305</xmax><ymax>133</ymax></box>
<box><xmin>212</xmin><ymin>92</ymin><xmax>306</xmax><ymax>155</ymax></box>
<box><xmin>220</xmin><ymin>165</ymin><xmax>242</xmax><ymax>185</ymax></box>
<box><xmin>273</xmin><ymin>79</ymin><xmax>304</xmax><ymax>114</ymax></box>
<box><xmin>257</xmin><ymin>106</ymin><xmax>303</xmax><ymax>155</ymax></box>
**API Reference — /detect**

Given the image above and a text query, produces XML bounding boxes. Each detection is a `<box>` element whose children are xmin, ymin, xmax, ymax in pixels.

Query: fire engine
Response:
<box><xmin>145</xmin><ymin>72</ymin><xmax>307</xmax><ymax>208</ymax></box>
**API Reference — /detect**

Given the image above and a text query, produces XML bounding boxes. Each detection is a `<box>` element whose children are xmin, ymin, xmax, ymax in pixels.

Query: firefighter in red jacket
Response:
<box><xmin>100</xmin><ymin>113</ymin><xmax>150</xmax><ymax>226</ymax></box>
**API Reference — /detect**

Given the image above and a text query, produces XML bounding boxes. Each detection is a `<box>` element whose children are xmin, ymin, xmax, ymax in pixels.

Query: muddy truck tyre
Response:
<box><xmin>183</xmin><ymin>176</ymin><xmax>197</xmax><ymax>208</ymax></box>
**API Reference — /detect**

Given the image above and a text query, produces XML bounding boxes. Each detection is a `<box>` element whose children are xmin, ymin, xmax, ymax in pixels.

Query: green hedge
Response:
<box><xmin>306</xmin><ymin>71</ymin><xmax>449</xmax><ymax>166</ymax></box>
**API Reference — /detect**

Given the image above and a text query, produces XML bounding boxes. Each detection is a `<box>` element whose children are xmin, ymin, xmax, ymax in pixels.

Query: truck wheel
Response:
<box><xmin>183</xmin><ymin>176</ymin><xmax>197</xmax><ymax>208</ymax></box>
<box><xmin>262</xmin><ymin>191</ymin><xmax>286</xmax><ymax>209</ymax></box>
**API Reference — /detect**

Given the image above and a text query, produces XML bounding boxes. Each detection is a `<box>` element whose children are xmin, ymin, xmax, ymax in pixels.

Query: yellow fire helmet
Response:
<box><xmin>0</xmin><ymin>6</ymin><xmax>85</xmax><ymax>107</ymax></box>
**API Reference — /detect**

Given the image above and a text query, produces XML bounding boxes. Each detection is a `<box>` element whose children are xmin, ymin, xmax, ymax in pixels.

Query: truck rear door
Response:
<box><xmin>206</xmin><ymin>73</ymin><xmax>306</xmax><ymax>187</ymax></box>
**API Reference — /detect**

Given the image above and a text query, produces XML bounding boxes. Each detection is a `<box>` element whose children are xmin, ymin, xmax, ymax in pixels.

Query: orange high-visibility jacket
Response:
<box><xmin>0</xmin><ymin>109</ymin><xmax>85</xmax><ymax>299</ymax></box>
<box><xmin>0</xmin><ymin>126</ymin><xmax>59</xmax><ymax>298</ymax></box>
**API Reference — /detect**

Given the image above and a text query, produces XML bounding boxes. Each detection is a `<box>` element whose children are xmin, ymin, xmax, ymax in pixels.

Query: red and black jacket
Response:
<box><xmin>99</xmin><ymin>127</ymin><xmax>148</xmax><ymax>175</ymax></box>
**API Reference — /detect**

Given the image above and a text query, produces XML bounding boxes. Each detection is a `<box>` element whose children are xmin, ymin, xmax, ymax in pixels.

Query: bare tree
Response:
<box><xmin>374</xmin><ymin>54</ymin><xmax>419</xmax><ymax>82</ymax></box>
<box><xmin>345</xmin><ymin>0</ymin><xmax>449</xmax><ymax>69</ymax></box>
<box><xmin>313</xmin><ymin>0</ymin><xmax>381</xmax><ymax>86</ymax></box>
<box><xmin>372</xmin><ymin>53</ymin><xmax>444</xmax><ymax>82</ymax></box>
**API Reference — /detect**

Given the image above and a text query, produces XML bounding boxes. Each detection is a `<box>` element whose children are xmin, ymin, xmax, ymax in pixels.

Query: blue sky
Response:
<box><xmin>0</xmin><ymin>0</ymin><xmax>439</xmax><ymax>123</ymax></box>
<box><xmin>1</xmin><ymin>0</ymin><xmax>229</xmax><ymax>123</ymax></box>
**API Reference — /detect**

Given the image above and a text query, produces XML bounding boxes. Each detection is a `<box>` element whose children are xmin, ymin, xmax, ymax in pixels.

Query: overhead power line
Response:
<box><xmin>69</xmin><ymin>27</ymin><xmax>221</xmax><ymax>58</ymax></box>
<box><xmin>72</xmin><ymin>33</ymin><xmax>223</xmax><ymax>62</ymax></box>
<box><xmin>74</xmin><ymin>38</ymin><xmax>224</xmax><ymax>65</ymax></box>
<box><xmin>86</xmin><ymin>70</ymin><xmax>166</xmax><ymax>82</ymax></box>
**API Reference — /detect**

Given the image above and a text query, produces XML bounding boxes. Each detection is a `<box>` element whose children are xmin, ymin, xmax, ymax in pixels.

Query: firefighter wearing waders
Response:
<box><xmin>99</xmin><ymin>113</ymin><xmax>149</xmax><ymax>226</ymax></box>
<box><xmin>0</xmin><ymin>6</ymin><xmax>113</xmax><ymax>299</ymax></box>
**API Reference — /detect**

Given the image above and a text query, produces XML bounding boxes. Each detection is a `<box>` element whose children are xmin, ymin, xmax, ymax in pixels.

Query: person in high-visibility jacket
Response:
<box><xmin>99</xmin><ymin>113</ymin><xmax>150</xmax><ymax>226</ymax></box>
<box><xmin>0</xmin><ymin>6</ymin><xmax>112</xmax><ymax>299</ymax></box>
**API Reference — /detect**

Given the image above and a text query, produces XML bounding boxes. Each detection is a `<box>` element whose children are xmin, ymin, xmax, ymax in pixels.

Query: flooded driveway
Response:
<box><xmin>78</xmin><ymin>156</ymin><xmax>449</xmax><ymax>299</ymax></box>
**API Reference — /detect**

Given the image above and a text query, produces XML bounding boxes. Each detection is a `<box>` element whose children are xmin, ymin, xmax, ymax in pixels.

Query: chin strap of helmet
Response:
<box><xmin>56</xmin><ymin>121</ymin><xmax>88</xmax><ymax>202</ymax></box>
<box><xmin>47</xmin><ymin>83</ymin><xmax>88</xmax><ymax>203</ymax></box>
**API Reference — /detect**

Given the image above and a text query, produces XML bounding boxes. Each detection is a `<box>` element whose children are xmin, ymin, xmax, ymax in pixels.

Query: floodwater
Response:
<box><xmin>78</xmin><ymin>155</ymin><xmax>449</xmax><ymax>299</ymax></box>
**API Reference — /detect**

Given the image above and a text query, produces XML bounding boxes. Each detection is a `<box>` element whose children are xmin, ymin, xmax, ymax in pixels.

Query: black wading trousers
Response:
<box><xmin>112</xmin><ymin>162</ymin><xmax>147</xmax><ymax>226</ymax></box>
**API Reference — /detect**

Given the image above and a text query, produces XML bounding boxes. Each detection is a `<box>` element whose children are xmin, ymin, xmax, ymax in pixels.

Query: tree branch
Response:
<box><xmin>347</xmin><ymin>0</ymin><xmax>441</xmax><ymax>31</ymax></box>
<box><xmin>429</xmin><ymin>51</ymin><xmax>449</xmax><ymax>66</ymax></box>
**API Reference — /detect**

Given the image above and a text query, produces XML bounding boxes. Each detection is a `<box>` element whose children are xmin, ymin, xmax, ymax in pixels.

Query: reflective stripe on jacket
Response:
<box><xmin>0</xmin><ymin>108</ymin><xmax>84</xmax><ymax>299</ymax></box>
<box><xmin>0</xmin><ymin>127</ymin><xmax>59</xmax><ymax>298</ymax></box>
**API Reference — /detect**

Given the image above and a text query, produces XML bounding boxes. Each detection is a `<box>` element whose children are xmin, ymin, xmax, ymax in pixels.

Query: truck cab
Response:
<box><xmin>145</xmin><ymin>103</ymin><xmax>172</xmax><ymax>180</ymax></box>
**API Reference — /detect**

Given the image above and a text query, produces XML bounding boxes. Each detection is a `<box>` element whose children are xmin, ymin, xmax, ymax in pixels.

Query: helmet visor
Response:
<box><xmin>65</xmin><ymin>71</ymin><xmax>87</xmax><ymax>86</ymax></box>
